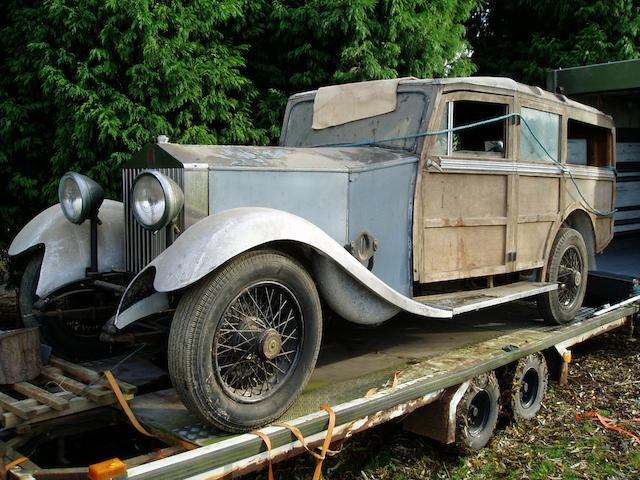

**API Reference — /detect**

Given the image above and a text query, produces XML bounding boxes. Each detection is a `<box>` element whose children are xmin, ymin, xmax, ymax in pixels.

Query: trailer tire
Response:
<box><xmin>168</xmin><ymin>250</ymin><xmax>322</xmax><ymax>432</ymax></box>
<box><xmin>538</xmin><ymin>228</ymin><xmax>588</xmax><ymax>325</ymax></box>
<box><xmin>501</xmin><ymin>353</ymin><xmax>548</xmax><ymax>422</ymax></box>
<box><xmin>456</xmin><ymin>371</ymin><xmax>500</xmax><ymax>451</ymax></box>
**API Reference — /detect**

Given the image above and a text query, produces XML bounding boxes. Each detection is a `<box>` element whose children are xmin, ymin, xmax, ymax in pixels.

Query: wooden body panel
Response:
<box><xmin>414</xmin><ymin>82</ymin><xmax>616</xmax><ymax>285</ymax></box>
<box><xmin>514</xmin><ymin>175</ymin><xmax>560</xmax><ymax>271</ymax></box>
<box><xmin>421</xmin><ymin>172</ymin><xmax>510</xmax><ymax>281</ymax></box>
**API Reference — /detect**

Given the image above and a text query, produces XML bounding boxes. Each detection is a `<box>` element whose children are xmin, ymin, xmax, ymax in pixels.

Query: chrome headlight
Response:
<box><xmin>58</xmin><ymin>172</ymin><xmax>105</xmax><ymax>224</ymax></box>
<box><xmin>132</xmin><ymin>171</ymin><xmax>184</xmax><ymax>231</ymax></box>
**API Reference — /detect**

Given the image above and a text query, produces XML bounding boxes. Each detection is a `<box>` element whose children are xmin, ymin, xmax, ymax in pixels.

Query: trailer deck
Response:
<box><xmin>2</xmin><ymin>293</ymin><xmax>638</xmax><ymax>480</ymax></box>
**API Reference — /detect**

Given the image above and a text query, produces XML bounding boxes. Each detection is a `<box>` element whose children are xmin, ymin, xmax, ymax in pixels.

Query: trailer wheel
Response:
<box><xmin>538</xmin><ymin>228</ymin><xmax>588</xmax><ymax>325</ymax></box>
<box><xmin>168</xmin><ymin>250</ymin><xmax>322</xmax><ymax>432</ymax></box>
<box><xmin>501</xmin><ymin>353</ymin><xmax>548</xmax><ymax>422</ymax></box>
<box><xmin>456</xmin><ymin>371</ymin><xmax>500</xmax><ymax>451</ymax></box>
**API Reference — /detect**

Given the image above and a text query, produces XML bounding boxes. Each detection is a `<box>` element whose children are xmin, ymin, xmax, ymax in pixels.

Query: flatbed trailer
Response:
<box><xmin>1</xmin><ymin>294</ymin><xmax>638</xmax><ymax>480</ymax></box>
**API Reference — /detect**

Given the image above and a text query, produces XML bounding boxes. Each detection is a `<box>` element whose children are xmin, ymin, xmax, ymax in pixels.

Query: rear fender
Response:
<box><xmin>8</xmin><ymin>200</ymin><xmax>125</xmax><ymax>298</ymax></box>
<box><xmin>115</xmin><ymin>207</ymin><xmax>452</xmax><ymax>329</ymax></box>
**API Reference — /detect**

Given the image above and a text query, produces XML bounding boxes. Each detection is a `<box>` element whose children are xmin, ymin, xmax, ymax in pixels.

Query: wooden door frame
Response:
<box><xmin>413</xmin><ymin>90</ymin><xmax>517</xmax><ymax>285</ymax></box>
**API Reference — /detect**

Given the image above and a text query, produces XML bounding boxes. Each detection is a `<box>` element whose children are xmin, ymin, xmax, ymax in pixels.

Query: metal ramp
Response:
<box><xmin>415</xmin><ymin>281</ymin><xmax>557</xmax><ymax>316</ymax></box>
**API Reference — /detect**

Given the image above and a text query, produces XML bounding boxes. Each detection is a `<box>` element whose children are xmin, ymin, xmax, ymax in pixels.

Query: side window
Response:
<box><xmin>451</xmin><ymin>101</ymin><xmax>507</xmax><ymax>157</ymax></box>
<box><xmin>567</xmin><ymin>119</ymin><xmax>613</xmax><ymax>167</ymax></box>
<box><xmin>520</xmin><ymin>107</ymin><xmax>560</xmax><ymax>163</ymax></box>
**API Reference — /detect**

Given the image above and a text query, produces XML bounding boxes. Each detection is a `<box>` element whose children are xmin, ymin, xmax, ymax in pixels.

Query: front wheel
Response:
<box><xmin>168</xmin><ymin>250</ymin><xmax>322</xmax><ymax>432</ymax></box>
<box><xmin>538</xmin><ymin>228</ymin><xmax>588</xmax><ymax>325</ymax></box>
<box><xmin>19</xmin><ymin>251</ymin><xmax>110</xmax><ymax>360</ymax></box>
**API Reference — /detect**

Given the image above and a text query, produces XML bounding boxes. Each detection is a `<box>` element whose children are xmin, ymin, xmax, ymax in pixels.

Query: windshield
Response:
<box><xmin>280</xmin><ymin>88</ymin><xmax>433</xmax><ymax>152</ymax></box>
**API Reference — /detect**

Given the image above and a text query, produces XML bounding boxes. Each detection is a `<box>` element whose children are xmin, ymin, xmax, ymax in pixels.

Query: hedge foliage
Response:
<box><xmin>0</xmin><ymin>0</ymin><xmax>481</xmax><ymax>249</ymax></box>
<box><xmin>467</xmin><ymin>0</ymin><xmax>640</xmax><ymax>85</ymax></box>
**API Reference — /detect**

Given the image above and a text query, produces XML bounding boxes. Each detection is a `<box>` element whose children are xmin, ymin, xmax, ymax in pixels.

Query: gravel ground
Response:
<box><xmin>246</xmin><ymin>329</ymin><xmax>640</xmax><ymax>480</ymax></box>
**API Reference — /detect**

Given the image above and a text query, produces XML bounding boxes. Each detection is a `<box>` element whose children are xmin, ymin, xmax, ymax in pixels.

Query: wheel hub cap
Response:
<box><xmin>573</xmin><ymin>270</ymin><xmax>582</xmax><ymax>287</ymax></box>
<box><xmin>259</xmin><ymin>329</ymin><xmax>282</xmax><ymax>360</ymax></box>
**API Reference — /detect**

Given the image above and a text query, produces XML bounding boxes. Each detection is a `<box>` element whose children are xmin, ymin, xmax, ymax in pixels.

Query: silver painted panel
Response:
<box><xmin>116</xmin><ymin>292</ymin><xmax>169</xmax><ymax>327</ymax></box>
<box><xmin>209</xmin><ymin>170</ymin><xmax>349</xmax><ymax>244</ymax></box>
<box><xmin>8</xmin><ymin>200</ymin><xmax>124</xmax><ymax>298</ymax></box>
<box><xmin>347</xmin><ymin>160</ymin><xmax>418</xmax><ymax>296</ymax></box>
<box><xmin>183</xmin><ymin>163</ymin><xmax>209</xmax><ymax>228</ymax></box>
<box><xmin>115</xmin><ymin>208</ymin><xmax>453</xmax><ymax>329</ymax></box>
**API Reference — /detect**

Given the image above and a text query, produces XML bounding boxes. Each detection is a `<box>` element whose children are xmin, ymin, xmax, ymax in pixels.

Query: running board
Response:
<box><xmin>415</xmin><ymin>281</ymin><xmax>558</xmax><ymax>316</ymax></box>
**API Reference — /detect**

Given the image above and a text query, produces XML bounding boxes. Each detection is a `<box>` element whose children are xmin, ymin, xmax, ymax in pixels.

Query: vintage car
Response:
<box><xmin>9</xmin><ymin>77</ymin><xmax>616</xmax><ymax>431</ymax></box>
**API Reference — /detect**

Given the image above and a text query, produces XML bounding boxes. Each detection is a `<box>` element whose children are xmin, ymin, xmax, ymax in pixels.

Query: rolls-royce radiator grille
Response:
<box><xmin>123</xmin><ymin>167</ymin><xmax>184</xmax><ymax>273</ymax></box>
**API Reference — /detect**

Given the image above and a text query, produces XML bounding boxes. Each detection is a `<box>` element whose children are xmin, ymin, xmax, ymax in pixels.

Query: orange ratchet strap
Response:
<box><xmin>250</xmin><ymin>431</ymin><xmax>274</xmax><ymax>480</ymax></box>
<box><xmin>249</xmin><ymin>405</ymin><xmax>339</xmax><ymax>480</ymax></box>
<box><xmin>104</xmin><ymin>370</ymin><xmax>155</xmax><ymax>437</ymax></box>
<box><xmin>104</xmin><ymin>370</ymin><xmax>198</xmax><ymax>451</ymax></box>
<box><xmin>576</xmin><ymin>411</ymin><xmax>640</xmax><ymax>443</ymax></box>
<box><xmin>2</xmin><ymin>456</ymin><xmax>27</xmax><ymax>476</ymax></box>
<box><xmin>312</xmin><ymin>405</ymin><xmax>336</xmax><ymax>480</ymax></box>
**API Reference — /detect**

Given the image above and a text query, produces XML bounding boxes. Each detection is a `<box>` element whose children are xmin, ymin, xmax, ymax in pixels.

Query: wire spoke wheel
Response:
<box><xmin>168</xmin><ymin>250</ymin><xmax>322</xmax><ymax>432</ymax></box>
<box><xmin>556</xmin><ymin>245</ymin><xmax>583</xmax><ymax>307</ymax></box>
<box><xmin>214</xmin><ymin>282</ymin><xmax>303</xmax><ymax>402</ymax></box>
<box><xmin>538</xmin><ymin>228</ymin><xmax>588</xmax><ymax>325</ymax></box>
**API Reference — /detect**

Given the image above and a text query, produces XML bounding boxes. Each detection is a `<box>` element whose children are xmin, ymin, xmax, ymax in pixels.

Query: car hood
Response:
<box><xmin>129</xmin><ymin>143</ymin><xmax>419</xmax><ymax>173</ymax></box>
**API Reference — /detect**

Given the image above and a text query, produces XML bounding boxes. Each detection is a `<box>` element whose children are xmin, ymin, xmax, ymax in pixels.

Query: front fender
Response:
<box><xmin>115</xmin><ymin>207</ymin><xmax>452</xmax><ymax>329</ymax></box>
<box><xmin>8</xmin><ymin>200</ymin><xmax>124</xmax><ymax>298</ymax></box>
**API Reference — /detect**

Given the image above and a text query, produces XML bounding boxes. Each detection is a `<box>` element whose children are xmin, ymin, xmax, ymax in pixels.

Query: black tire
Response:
<box><xmin>19</xmin><ymin>251</ymin><xmax>109</xmax><ymax>360</ymax></box>
<box><xmin>456</xmin><ymin>371</ymin><xmax>500</xmax><ymax>451</ymax></box>
<box><xmin>18</xmin><ymin>251</ymin><xmax>44</xmax><ymax>329</ymax></box>
<box><xmin>538</xmin><ymin>228</ymin><xmax>588</xmax><ymax>325</ymax></box>
<box><xmin>168</xmin><ymin>250</ymin><xmax>322</xmax><ymax>432</ymax></box>
<box><xmin>501</xmin><ymin>353</ymin><xmax>548</xmax><ymax>422</ymax></box>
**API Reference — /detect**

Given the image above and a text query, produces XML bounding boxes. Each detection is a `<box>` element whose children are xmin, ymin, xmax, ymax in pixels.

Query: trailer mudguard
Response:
<box><xmin>115</xmin><ymin>207</ymin><xmax>453</xmax><ymax>329</ymax></box>
<box><xmin>8</xmin><ymin>200</ymin><xmax>125</xmax><ymax>298</ymax></box>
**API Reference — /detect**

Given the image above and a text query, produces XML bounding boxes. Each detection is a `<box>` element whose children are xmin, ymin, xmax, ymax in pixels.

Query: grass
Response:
<box><xmin>246</xmin><ymin>330</ymin><xmax>640</xmax><ymax>480</ymax></box>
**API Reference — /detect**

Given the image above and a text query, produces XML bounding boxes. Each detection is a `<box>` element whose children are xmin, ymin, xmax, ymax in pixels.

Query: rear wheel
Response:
<box><xmin>538</xmin><ymin>228</ymin><xmax>588</xmax><ymax>325</ymax></box>
<box><xmin>168</xmin><ymin>250</ymin><xmax>322</xmax><ymax>432</ymax></box>
<box><xmin>456</xmin><ymin>371</ymin><xmax>500</xmax><ymax>451</ymax></box>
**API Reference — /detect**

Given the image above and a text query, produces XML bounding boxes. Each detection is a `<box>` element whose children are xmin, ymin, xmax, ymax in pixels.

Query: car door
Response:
<box><xmin>513</xmin><ymin>99</ymin><xmax>564</xmax><ymax>272</ymax></box>
<box><xmin>416</xmin><ymin>91</ymin><xmax>517</xmax><ymax>284</ymax></box>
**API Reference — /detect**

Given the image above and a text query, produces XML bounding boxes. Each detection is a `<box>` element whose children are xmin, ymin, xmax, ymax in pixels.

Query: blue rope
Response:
<box><xmin>313</xmin><ymin>112</ymin><xmax>519</xmax><ymax>148</ymax></box>
<box><xmin>315</xmin><ymin>112</ymin><xmax>616</xmax><ymax>217</ymax></box>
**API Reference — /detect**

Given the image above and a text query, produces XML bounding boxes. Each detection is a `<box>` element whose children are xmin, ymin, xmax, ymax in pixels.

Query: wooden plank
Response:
<box><xmin>13</xmin><ymin>383</ymin><xmax>70</xmax><ymax>411</ymax></box>
<box><xmin>40</xmin><ymin>367</ymin><xmax>110</xmax><ymax>402</ymax></box>
<box><xmin>416</xmin><ymin>281</ymin><xmax>557</xmax><ymax>314</ymax></box>
<box><xmin>0</xmin><ymin>391</ymin><xmax>37</xmax><ymax>420</ymax></box>
<box><xmin>423</xmin><ymin>216</ymin><xmax>508</xmax><ymax>228</ymax></box>
<box><xmin>53</xmin><ymin>391</ymin><xmax>75</xmax><ymax>400</ymax></box>
<box><xmin>1</xmin><ymin>391</ymin><xmax>132</xmax><ymax>429</ymax></box>
<box><xmin>49</xmin><ymin>356</ymin><xmax>137</xmax><ymax>395</ymax></box>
